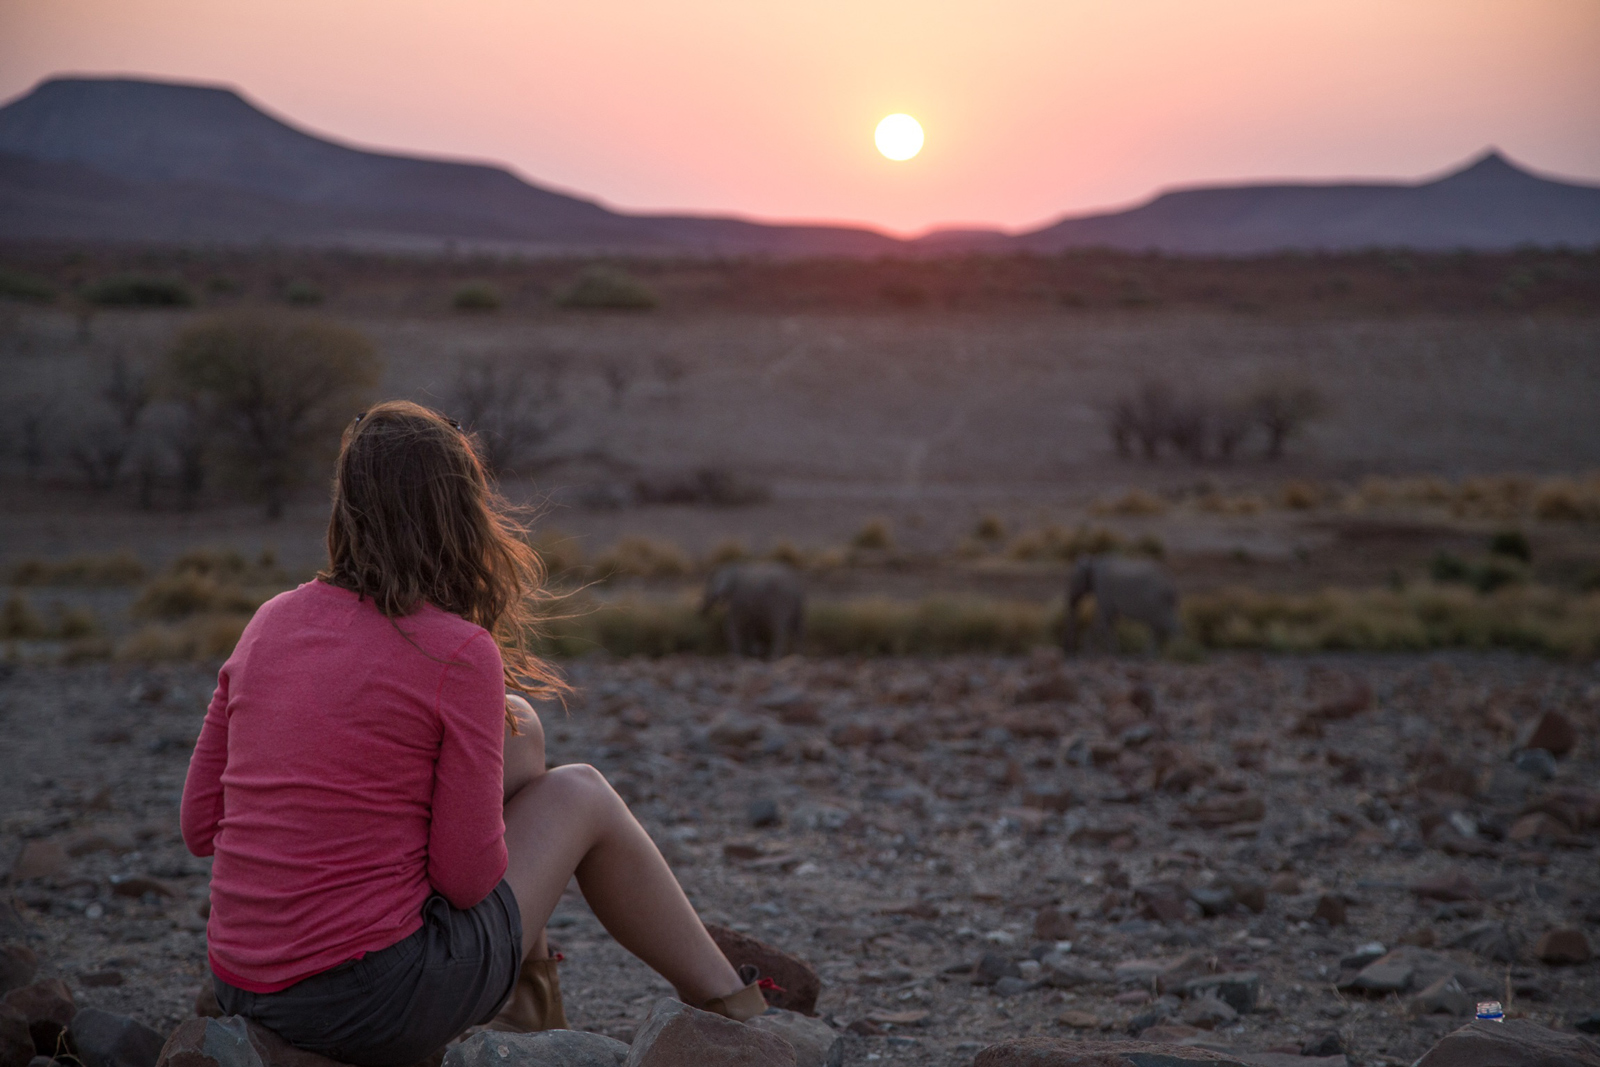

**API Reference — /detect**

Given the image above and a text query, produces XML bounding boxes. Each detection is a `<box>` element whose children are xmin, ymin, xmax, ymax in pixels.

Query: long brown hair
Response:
<box><xmin>319</xmin><ymin>400</ymin><xmax>564</xmax><ymax>723</ymax></box>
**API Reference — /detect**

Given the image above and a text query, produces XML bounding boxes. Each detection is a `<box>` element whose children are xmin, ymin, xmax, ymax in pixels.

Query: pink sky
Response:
<box><xmin>2</xmin><ymin>0</ymin><xmax>1597</xmax><ymax>234</ymax></box>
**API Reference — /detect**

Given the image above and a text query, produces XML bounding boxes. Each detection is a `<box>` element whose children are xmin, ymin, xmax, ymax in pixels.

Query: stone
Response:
<box><xmin>4</xmin><ymin>979</ymin><xmax>75</xmax><ymax>1055</ymax></box>
<box><xmin>443</xmin><ymin>1029</ymin><xmax>629</xmax><ymax>1067</ymax></box>
<box><xmin>1340</xmin><ymin>951</ymin><xmax>1415</xmax><ymax>994</ymax></box>
<box><xmin>622</xmin><ymin>999</ymin><xmax>794</xmax><ymax>1067</ymax></box>
<box><xmin>0</xmin><ymin>949</ymin><xmax>37</xmax><ymax>997</ymax></box>
<box><xmin>974</xmin><ymin>953</ymin><xmax>1023</xmax><ymax>985</ymax></box>
<box><xmin>1448</xmin><ymin>922</ymin><xmax>1519</xmax><ymax>963</ymax></box>
<box><xmin>974</xmin><ymin>1036</ymin><xmax>1255</xmax><ymax>1066</ymax></box>
<box><xmin>1513</xmin><ymin>748</ymin><xmax>1557</xmax><ymax>779</ymax></box>
<box><xmin>71</xmin><ymin>1010</ymin><xmax>166</xmax><ymax>1067</ymax></box>
<box><xmin>1267</xmin><ymin>873</ymin><xmax>1300</xmax><ymax>895</ymax></box>
<box><xmin>1040</xmin><ymin>953</ymin><xmax>1114</xmax><ymax>988</ymax></box>
<box><xmin>1311</xmin><ymin>894</ymin><xmax>1346</xmax><ymax>926</ymax></box>
<box><xmin>1299</xmin><ymin>1034</ymin><xmax>1345</xmax><ymax>1057</ymax></box>
<box><xmin>1222</xmin><ymin>879</ymin><xmax>1266</xmax><ymax>914</ymax></box>
<box><xmin>746</xmin><ymin>800</ymin><xmax>782</xmax><ymax>829</ymax></box>
<box><xmin>1577</xmin><ymin>1015</ymin><xmax>1600</xmax><ymax>1036</ymax></box>
<box><xmin>1409</xmin><ymin>976</ymin><xmax>1473</xmax><ymax>1016</ymax></box>
<box><xmin>1179</xmin><ymin>973</ymin><xmax>1260</xmax><ymax>1014</ymax></box>
<box><xmin>1410</xmin><ymin>870</ymin><xmax>1479</xmax><ymax>902</ymax></box>
<box><xmin>746</xmin><ymin>1010</ymin><xmax>842</xmax><ymax>1067</ymax></box>
<box><xmin>1534</xmin><ymin>926</ymin><xmax>1592</xmax><ymax>965</ymax></box>
<box><xmin>704</xmin><ymin>925</ymin><xmax>820</xmax><ymax>1016</ymax></box>
<box><xmin>1187</xmin><ymin>886</ymin><xmax>1234</xmax><ymax>918</ymax></box>
<box><xmin>1338</xmin><ymin>942</ymin><xmax>1386</xmax><ymax>970</ymax></box>
<box><xmin>1508</xmin><ymin>812</ymin><xmax>1570</xmax><ymax>844</ymax></box>
<box><xmin>8</xmin><ymin>844</ymin><xmax>66</xmax><ymax>883</ymax></box>
<box><xmin>1179</xmin><ymin>993</ymin><xmax>1236</xmax><ymax>1030</ymax></box>
<box><xmin>1516</xmin><ymin>710</ymin><xmax>1578</xmax><ymax>758</ymax></box>
<box><xmin>1058</xmin><ymin>1011</ymin><xmax>1101</xmax><ymax>1029</ymax></box>
<box><xmin>1</xmin><ymin>1003</ymin><xmax>31</xmax><ymax>1067</ymax></box>
<box><xmin>194</xmin><ymin>984</ymin><xmax>222</xmax><ymax>1019</ymax></box>
<box><xmin>154</xmin><ymin>1016</ymin><xmax>345</xmax><ymax>1067</ymax></box>
<box><xmin>1033</xmin><ymin>908</ymin><xmax>1076</xmax><ymax>941</ymax></box>
<box><xmin>994</xmin><ymin>976</ymin><xmax>1036</xmax><ymax>997</ymax></box>
<box><xmin>1413</xmin><ymin>1018</ymin><xmax>1600</xmax><ymax>1067</ymax></box>
<box><xmin>1133</xmin><ymin>883</ymin><xmax>1191</xmax><ymax>924</ymax></box>
<box><xmin>109</xmin><ymin>877</ymin><xmax>177</xmax><ymax>900</ymax></box>
<box><xmin>1180</xmin><ymin>794</ymin><xmax>1264</xmax><ymax>829</ymax></box>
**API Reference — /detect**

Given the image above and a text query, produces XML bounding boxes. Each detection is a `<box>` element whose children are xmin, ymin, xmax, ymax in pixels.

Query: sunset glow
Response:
<box><xmin>0</xmin><ymin>0</ymin><xmax>1596</xmax><ymax>233</ymax></box>
<box><xmin>875</xmin><ymin>114</ymin><xmax>924</xmax><ymax>162</ymax></box>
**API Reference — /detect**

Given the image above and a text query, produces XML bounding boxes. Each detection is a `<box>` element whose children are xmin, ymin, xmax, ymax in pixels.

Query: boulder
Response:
<box><xmin>1448</xmin><ymin>922</ymin><xmax>1519</xmax><ymax>963</ymax></box>
<box><xmin>1339</xmin><ymin>951</ymin><xmax>1416</xmax><ymax>994</ymax></box>
<box><xmin>1178</xmin><ymin>973</ymin><xmax>1260</xmax><ymax>1014</ymax></box>
<box><xmin>1</xmin><ymin>1003</ymin><xmax>32</xmax><ymax>1067</ymax></box>
<box><xmin>0</xmin><ymin>949</ymin><xmax>37</xmax><ymax>997</ymax></box>
<box><xmin>154</xmin><ymin>1016</ymin><xmax>345</xmax><ymax>1067</ymax></box>
<box><xmin>703</xmin><ymin>926</ymin><xmax>820</xmax><ymax>1016</ymax></box>
<box><xmin>443</xmin><ymin>1030</ymin><xmax>628</xmax><ymax>1067</ymax></box>
<box><xmin>1409</xmin><ymin>870</ymin><xmax>1478</xmax><ymax>903</ymax></box>
<box><xmin>622</xmin><ymin>1000</ymin><xmax>794</xmax><ymax>1067</ymax></box>
<box><xmin>1515</xmin><ymin>710</ymin><xmax>1578</xmax><ymax>758</ymax></box>
<box><xmin>3</xmin><ymin>979</ymin><xmax>75</xmax><ymax>1055</ymax></box>
<box><xmin>746</xmin><ymin>1010</ymin><xmax>843</xmax><ymax>1067</ymax></box>
<box><xmin>1535</xmin><ymin>927</ymin><xmax>1592</xmax><ymax>965</ymax></box>
<box><xmin>70</xmin><ymin>1010</ymin><xmax>167</xmax><ymax>1067</ymax></box>
<box><xmin>1409</xmin><ymin>976</ymin><xmax>1474</xmax><ymax>1017</ymax></box>
<box><xmin>1413</xmin><ymin>1018</ymin><xmax>1600</xmax><ymax>1067</ymax></box>
<box><xmin>974</xmin><ymin>1036</ymin><xmax>1255</xmax><ymax>1066</ymax></box>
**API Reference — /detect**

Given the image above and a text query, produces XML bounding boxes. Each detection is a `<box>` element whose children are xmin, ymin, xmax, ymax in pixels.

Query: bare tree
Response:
<box><xmin>598</xmin><ymin>357</ymin><xmax>632</xmax><ymax>409</ymax></box>
<box><xmin>1250</xmin><ymin>381</ymin><xmax>1326</xmax><ymax>460</ymax></box>
<box><xmin>68</xmin><ymin>354</ymin><xmax>154</xmax><ymax>491</ymax></box>
<box><xmin>1210</xmin><ymin>400</ymin><xmax>1255</xmax><ymax>463</ymax></box>
<box><xmin>450</xmin><ymin>356</ymin><xmax>563</xmax><ymax>476</ymax></box>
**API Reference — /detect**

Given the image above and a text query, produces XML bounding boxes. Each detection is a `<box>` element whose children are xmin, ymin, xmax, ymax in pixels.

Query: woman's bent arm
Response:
<box><xmin>427</xmin><ymin>632</ymin><xmax>511</xmax><ymax>908</ymax></box>
<box><xmin>181</xmin><ymin>671</ymin><xmax>231</xmax><ymax>856</ymax></box>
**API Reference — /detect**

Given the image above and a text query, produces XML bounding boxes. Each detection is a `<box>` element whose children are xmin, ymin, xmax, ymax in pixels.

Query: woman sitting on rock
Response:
<box><xmin>180</xmin><ymin>401</ymin><xmax>763</xmax><ymax>1065</ymax></box>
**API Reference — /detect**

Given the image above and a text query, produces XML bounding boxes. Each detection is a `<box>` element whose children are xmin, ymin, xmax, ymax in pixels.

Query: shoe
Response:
<box><xmin>701</xmin><ymin>964</ymin><xmax>776</xmax><ymax>1022</ymax></box>
<box><xmin>488</xmin><ymin>955</ymin><xmax>567</xmax><ymax>1032</ymax></box>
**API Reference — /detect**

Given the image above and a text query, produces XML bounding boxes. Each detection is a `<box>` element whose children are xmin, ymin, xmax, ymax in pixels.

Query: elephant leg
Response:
<box><xmin>725</xmin><ymin>614</ymin><xmax>743</xmax><ymax>657</ymax></box>
<box><xmin>1091</xmin><ymin>605</ymin><xmax>1116</xmax><ymax>653</ymax></box>
<box><xmin>769</xmin><ymin>611</ymin><xmax>788</xmax><ymax>659</ymax></box>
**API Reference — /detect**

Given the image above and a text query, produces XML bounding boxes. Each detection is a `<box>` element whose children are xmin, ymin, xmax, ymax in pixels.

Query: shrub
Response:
<box><xmin>538</xmin><ymin>596</ymin><xmax>713</xmax><ymax>657</ymax></box>
<box><xmin>1006</xmin><ymin>524</ymin><xmax>1122</xmax><ymax>562</ymax></box>
<box><xmin>131</xmin><ymin>573</ymin><xmax>264</xmax><ymax>621</ymax></box>
<box><xmin>591</xmin><ymin>537</ymin><xmax>691</xmax><ymax>580</ymax></box>
<box><xmin>1</xmin><ymin>594</ymin><xmax>49</xmax><ymax>639</ymax></box>
<box><xmin>766</xmin><ymin>541</ymin><xmax>807</xmax><ymax>568</ymax></box>
<box><xmin>1091</xmin><ymin>489</ymin><xmax>1167</xmax><ymax>516</ymax></box>
<box><xmin>82</xmin><ymin>275</ymin><xmax>194</xmax><ymax>307</ymax></box>
<box><xmin>972</xmin><ymin>514</ymin><xmax>1006</xmax><ymax>542</ymax></box>
<box><xmin>1431</xmin><ymin>552</ymin><xmax>1470</xmax><ymax>583</ymax></box>
<box><xmin>704</xmin><ymin>539</ymin><xmax>750</xmax><ymax>567</ymax></box>
<box><xmin>0</xmin><ymin>270</ymin><xmax>56</xmax><ymax>303</ymax></box>
<box><xmin>117</xmin><ymin>613</ymin><xmax>253</xmax><ymax>661</ymax></box>
<box><xmin>1278</xmin><ymin>481</ymin><xmax>1324</xmax><ymax>510</ymax></box>
<box><xmin>8</xmin><ymin>551</ymin><xmax>147</xmax><ymax>586</ymax></box>
<box><xmin>453</xmin><ymin>283</ymin><xmax>502</xmax><ymax>311</ymax></box>
<box><xmin>1489</xmin><ymin>529</ymin><xmax>1532</xmax><ymax>563</ymax></box>
<box><xmin>1248</xmin><ymin>380</ymin><xmax>1326</xmax><ymax>460</ymax></box>
<box><xmin>282</xmin><ymin>280</ymin><xmax>323</xmax><ymax>306</ymax></box>
<box><xmin>528</xmin><ymin>531</ymin><xmax>583</xmax><ymax>580</ymax></box>
<box><xmin>633</xmin><ymin>468</ymin><xmax>770</xmax><ymax>506</ymax></box>
<box><xmin>851</xmin><ymin>519</ymin><xmax>893</xmax><ymax>551</ymax></box>
<box><xmin>167</xmin><ymin>313</ymin><xmax>380</xmax><ymax>517</ymax></box>
<box><xmin>1533</xmin><ymin>478</ymin><xmax>1600</xmax><ymax>521</ymax></box>
<box><xmin>555</xmin><ymin>267</ymin><xmax>658</xmax><ymax>310</ymax></box>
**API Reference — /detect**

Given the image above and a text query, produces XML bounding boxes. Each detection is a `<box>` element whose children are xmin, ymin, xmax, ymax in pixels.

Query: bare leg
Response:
<box><xmin>502</xmin><ymin>694</ymin><xmax>549</xmax><ymax>960</ymax></box>
<box><xmin>501</xmin><ymin>763</ymin><xmax>742</xmax><ymax>1005</ymax></box>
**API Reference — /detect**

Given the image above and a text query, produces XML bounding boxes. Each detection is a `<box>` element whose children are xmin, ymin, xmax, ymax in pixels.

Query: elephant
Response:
<box><xmin>1063</xmin><ymin>555</ymin><xmax>1179</xmax><ymax>654</ymax></box>
<box><xmin>701</xmin><ymin>562</ymin><xmax>805</xmax><ymax>658</ymax></box>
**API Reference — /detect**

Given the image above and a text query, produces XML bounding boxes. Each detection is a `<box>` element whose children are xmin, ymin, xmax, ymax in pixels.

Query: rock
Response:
<box><xmin>110</xmin><ymin>877</ymin><xmax>177</xmax><ymax>900</ymax></box>
<box><xmin>1</xmin><ymin>1003</ymin><xmax>31</xmax><ymax>1067</ymax></box>
<box><xmin>973</xmin><ymin>953</ymin><xmax>1022</xmax><ymax>986</ymax></box>
<box><xmin>154</xmin><ymin>1016</ymin><xmax>345</xmax><ymax>1067</ymax></box>
<box><xmin>1338</xmin><ymin>942</ymin><xmax>1386</xmax><ymax>970</ymax></box>
<box><xmin>4</xmin><ymin>979</ymin><xmax>75</xmax><ymax>1055</ymax></box>
<box><xmin>1413</xmin><ymin>1018</ymin><xmax>1600</xmax><ymax>1067</ymax></box>
<box><xmin>1040</xmin><ymin>953</ymin><xmax>1113</xmax><ymax>988</ymax></box>
<box><xmin>1535</xmin><ymin>926</ymin><xmax>1592</xmax><ymax>965</ymax></box>
<box><xmin>1056</xmin><ymin>1010</ymin><xmax>1102</xmax><ymax>1030</ymax></box>
<box><xmin>1133</xmin><ymin>883</ymin><xmax>1191</xmax><ymax>923</ymax></box>
<box><xmin>1410</xmin><ymin>976</ymin><xmax>1474</xmax><ymax>1016</ymax></box>
<box><xmin>974</xmin><ymin>1036</ymin><xmax>1254</xmax><ymax>1066</ymax></box>
<box><xmin>1223</xmin><ymin>878</ymin><xmax>1267</xmax><ymax>913</ymax></box>
<box><xmin>1508</xmin><ymin>812</ymin><xmax>1571</xmax><ymax>844</ymax></box>
<box><xmin>9</xmin><ymin>844</ymin><xmax>66</xmax><ymax>883</ymax></box>
<box><xmin>71</xmin><ymin>1010</ymin><xmax>166</xmax><ymax>1067</ymax></box>
<box><xmin>1179</xmin><ymin>992</ymin><xmax>1236</xmax><ymax>1030</ymax></box>
<box><xmin>0</xmin><ymin>906</ymin><xmax>24</xmax><ymax>944</ymax></box>
<box><xmin>1033</xmin><ymin>908</ymin><xmax>1076</xmax><ymax>941</ymax></box>
<box><xmin>1311</xmin><ymin>894</ymin><xmax>1346</xmax><ymax>926</ymax></box>
<box><xmin>1299</xmin><ymin>1033</ymin><xmax>1345</xmax><ymax>1057</ymax></box>
<box><xmin>1516</xmin><ymin>710</ymin><xmax>1578</xmax><ymax>758</ymax></box>
<box><xmin>1179</xmin><ymin>973</ymin><xmax>1260</xmax><ymax>1014</ymax></box>
<box><xmin>993</xmin><ymin>976</ymin><xmax>1036</xmax><ymax>997</ymax></box>
<box><xmin>1577</xmin><ymin>1014</ymin><xmax>1600</xmax><ymax>1036</ymax></box>
<box><xmin>1340</xmin><ymin>951</ymin><xmax>1416</xmax><ymax>994</ymax></box>
<box><xmin>0</xmin><ymin>949</ymin><xmax>37</xmax><ymax>997</ymax></box>
<box><xmin>746</xmin><ymin>800</ymin><xmax>782</xmax><ymax>829</ymax></box>
<box><xmin>622</xmin><ymin>999</ymin><xmax>794</xmax><ymax>1067</ymax></box>
<box><xmin>1267</xmin><ymin>873</ymin><xmax>1300</xmax><ymax>895</ymax></box>
<box><xmin>1188</xmin><ymin>885</ymin><xmax>1235</xmax><ymax>917</ymax></box>
<box><xmin>443</xmin><ymin>1029</ymin><xmax>629</xmax><ymax>1067</ymax></box>
<box><xmin>746</xmin><ymin>1010</ymin><xmax>842</xmax><ymax>1067</ymax></box>
<box><xmin>703</xmin><ymin>925</ymin><xmax>820</xmax><ymax>1015</ymax></box>
<box><xmin>1410</xmin><ymin>870</ymin><xmax>1479</xmax><ymax>902</ymax></box>
<box><xmin>1513</xmin><ymin>748</ymin><xmax>1558</xmax><ymax>779</ymax></box>
<box><xmin>1180</xmin><ymin>794</ymin><xmax>1265</xmax><ymax>829</ymax></box>
<box><xmin>1449</xmin><ymin>922</ymin><xmax>1520</xmax><ymax>963</ymax></box>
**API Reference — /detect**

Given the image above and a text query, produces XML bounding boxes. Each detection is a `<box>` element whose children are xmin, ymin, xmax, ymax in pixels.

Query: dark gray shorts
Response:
<box><xmin>215</xmin><ymin>881</ymin><xmax>523</xmax><ymax>1067</ymax></box>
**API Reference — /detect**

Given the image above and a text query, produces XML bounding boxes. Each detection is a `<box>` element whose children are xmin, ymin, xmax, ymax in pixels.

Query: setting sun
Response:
<box><xmin>874</xmin><ymin>113</ymin><xmax>923</xmax><ymax>161</ymax></box>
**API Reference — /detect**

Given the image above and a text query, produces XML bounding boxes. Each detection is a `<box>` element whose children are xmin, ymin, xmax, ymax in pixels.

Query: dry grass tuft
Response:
<box><xmin>591</xmin><ymin>537</ymin><xmax>691</xmax><ymax>580</ymax></box>
<box><xmin>117</xmin><ymin>613</ymin><xmax>255</xmax><ymax>662</ymax></box>
<box><xmin>8</xmin><ymin>551</ymin><xmax>147</xmax><ymax>587</ymax></box>
<box><xmin>1091</xmin><ymin>489</ymin><xmax>1168</xmax><ymax>517</ymax></box>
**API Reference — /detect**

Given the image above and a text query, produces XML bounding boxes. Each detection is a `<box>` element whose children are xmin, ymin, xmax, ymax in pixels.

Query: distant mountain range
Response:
<box><xmin>2</xmin><ymin>76</ymin><xmax>1598</xmax><ymax>256</ymax></box>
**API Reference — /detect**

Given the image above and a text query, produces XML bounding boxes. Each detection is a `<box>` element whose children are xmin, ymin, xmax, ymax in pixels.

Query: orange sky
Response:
<box><xmin>2</xmin><ymin>0</ymin><xmax>1597</xmax><ymax>234</ymax></box>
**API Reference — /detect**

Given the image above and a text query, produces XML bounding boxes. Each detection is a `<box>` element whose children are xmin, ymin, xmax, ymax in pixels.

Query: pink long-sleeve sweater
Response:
<box><xmin>181</xmin><ymin>580</ymin><xmax>509</xmax><ymax>992</ymax></box>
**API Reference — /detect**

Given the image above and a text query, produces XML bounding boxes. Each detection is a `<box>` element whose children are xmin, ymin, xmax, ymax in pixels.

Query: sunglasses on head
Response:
<box><xmin>352</xmin><ymin>412</ymin><xmax>463</xmax><ymax>431</ymax></box>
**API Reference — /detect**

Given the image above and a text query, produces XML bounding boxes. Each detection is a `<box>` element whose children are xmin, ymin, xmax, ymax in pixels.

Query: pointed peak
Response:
<box><xmin>1438</xmin><ymin>148</ymin><xmax>1537</xmax><ymax>184</ymax></box>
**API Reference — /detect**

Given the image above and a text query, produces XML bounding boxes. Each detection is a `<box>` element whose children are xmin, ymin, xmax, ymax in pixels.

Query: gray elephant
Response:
<box><xmin>701</xmin><ymin>562</ymin><xmax>805</xmax><ymax>658</ymax></box>
<box><xmin>1063</xmin><ymin>555</ymin><xmax>1179</xmax><ymax>654</ymax></box>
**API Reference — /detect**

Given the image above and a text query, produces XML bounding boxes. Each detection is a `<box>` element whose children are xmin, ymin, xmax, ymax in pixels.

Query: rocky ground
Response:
<box><xmin>2</xmin><ymin>651</ymin><xmax>1598</xmax><ymax>1066</ymax></box>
